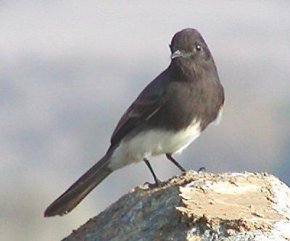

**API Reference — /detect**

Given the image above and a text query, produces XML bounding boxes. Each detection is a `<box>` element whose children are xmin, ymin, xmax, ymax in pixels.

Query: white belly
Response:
<box><xmin>108</xmin><ymin>119</ymin><xmax>201</xmax><ymax>170</ymax></box>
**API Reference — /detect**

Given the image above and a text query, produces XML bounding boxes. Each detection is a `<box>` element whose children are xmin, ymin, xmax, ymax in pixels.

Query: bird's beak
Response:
<box><xmin>171</xmin><ymin>50</ymin><xmax>193</xmax><ymax>59</ymax></box>
<box><xmin>171</xmin><ymin>50</ymin><xmax>182</xmax><ymax>59</ymax></box>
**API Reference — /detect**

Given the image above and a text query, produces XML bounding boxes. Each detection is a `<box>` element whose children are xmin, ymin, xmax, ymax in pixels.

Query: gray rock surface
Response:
<box><xmin>63</xmin><ymin>172</ymin><xmax>290</xmax><ymax>241</ymax></box>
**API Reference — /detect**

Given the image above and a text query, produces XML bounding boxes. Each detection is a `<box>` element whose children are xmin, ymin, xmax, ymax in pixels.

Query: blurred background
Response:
<box><xmin>0</xmin><ymin>1</ymin><xmax>289</xmax><ymax>240</ymax></box>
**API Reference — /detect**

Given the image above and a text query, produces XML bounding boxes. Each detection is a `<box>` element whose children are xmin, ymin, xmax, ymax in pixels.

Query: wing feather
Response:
<box><xmin>110</xmin><ymin>76</ymin><xmax>168</xmax><ymax>146</ymax></box>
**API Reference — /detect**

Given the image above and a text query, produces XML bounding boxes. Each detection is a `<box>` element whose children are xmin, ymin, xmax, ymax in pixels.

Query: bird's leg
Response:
<box><xmin>166</xmin><ymin>154</ymin><xmax>186</xmax><ymax>172</ymax></box>
<box><xmin>144</xmin><ymin>158</ymin><xmax>161</xmax><ymax>187</ymax></box>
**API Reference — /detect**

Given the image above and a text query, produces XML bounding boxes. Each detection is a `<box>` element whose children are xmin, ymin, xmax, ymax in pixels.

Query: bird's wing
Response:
<box><xmin>110</xmin><ymin>78</ymin><xmax>168</xmax><ymax>146</ymax></box>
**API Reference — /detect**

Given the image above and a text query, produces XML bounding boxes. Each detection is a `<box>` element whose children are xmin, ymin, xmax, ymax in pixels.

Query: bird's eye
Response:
<box><xmin>195</xmin><ymin>43</ymin><xmax>202</xmax><ymax>51</ymax></box>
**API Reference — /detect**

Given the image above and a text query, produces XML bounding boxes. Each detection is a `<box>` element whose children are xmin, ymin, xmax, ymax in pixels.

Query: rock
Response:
<box><xmin>62</xmin><ymin>171</ymin><xmax>290</xmax><ymax>241</ymax></box>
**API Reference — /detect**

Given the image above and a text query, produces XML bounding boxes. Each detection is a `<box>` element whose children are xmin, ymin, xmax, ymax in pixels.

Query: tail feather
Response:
<box><xmin>44</xmin><ymin>154</ymin><xmax>112</xmax><ymax>217</ymax></box>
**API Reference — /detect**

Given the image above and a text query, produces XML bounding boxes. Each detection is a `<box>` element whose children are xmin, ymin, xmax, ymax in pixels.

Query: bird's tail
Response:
<box><xmin>44</xmin><ymin>154</ymin><xmax>112</xmax><ymax>217</ymax></box>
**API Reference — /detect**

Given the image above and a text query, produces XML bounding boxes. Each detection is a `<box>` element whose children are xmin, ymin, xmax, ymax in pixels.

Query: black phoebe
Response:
<box><xmin>44</xmin><ymin>28</ymin><xmax>224</xmax><ymax>217</ymax></box>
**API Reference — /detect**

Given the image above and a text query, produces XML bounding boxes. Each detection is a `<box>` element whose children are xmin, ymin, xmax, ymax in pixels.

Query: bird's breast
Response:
<box><xmin>108</xmin><ymin>118</ymin><xmax>201</xmax><ymax>170</ymax></box>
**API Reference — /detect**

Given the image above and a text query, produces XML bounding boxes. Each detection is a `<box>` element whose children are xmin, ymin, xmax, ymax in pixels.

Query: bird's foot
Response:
<box><xmin>197</xmin><ymin>167</ymin><xmax>206</xmax><ymax>173</ymax></box>
<box><xmin>144</xmin><ymin>178</ymin><xmax>163</xmax><ymax>188</ymax></box>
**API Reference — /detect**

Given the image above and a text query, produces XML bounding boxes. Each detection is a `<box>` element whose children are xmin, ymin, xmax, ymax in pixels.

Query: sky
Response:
<box><xmin>0</xmin><ymin>1</ymin><xmax>290</xmax><ymax>240</ymax></box>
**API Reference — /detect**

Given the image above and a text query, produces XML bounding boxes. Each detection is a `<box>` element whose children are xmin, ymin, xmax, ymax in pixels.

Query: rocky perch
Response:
<box><xmin>63</xmin><ymin>171</ymin><xmax>290</xmax><ymax>241</ymax></box>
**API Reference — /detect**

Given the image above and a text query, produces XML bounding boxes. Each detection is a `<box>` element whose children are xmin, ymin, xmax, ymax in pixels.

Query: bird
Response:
<box><xmin>44</xmin><ymin>28</ymin><xmax>224</xmax><ymax>217</ymax></box>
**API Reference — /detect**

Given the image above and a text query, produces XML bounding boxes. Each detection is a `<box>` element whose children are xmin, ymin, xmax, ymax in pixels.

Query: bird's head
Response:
<box><xmin>169</xmin><ymin>28</ymin><xmax>213</xmax><ymax>72</ymax></box>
